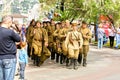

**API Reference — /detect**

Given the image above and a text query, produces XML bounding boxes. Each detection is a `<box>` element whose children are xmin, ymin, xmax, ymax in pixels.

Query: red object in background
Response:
<box><xmin>99</xmin><ymin>15</ymin><xmax>111</xmax><ymax>37</ymax></box>
<box><xmin>99</xmin><ymin>15</ymin><xmax>109</xmax><ymax>21</ymax></box>
<box><xmin>102</xmin><ymin>22</ymin><xmax>110</xmax><ymax>37</ymax></box>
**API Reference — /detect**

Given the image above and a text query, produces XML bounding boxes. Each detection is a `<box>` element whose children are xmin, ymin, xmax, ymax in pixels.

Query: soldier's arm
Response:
<box><xmin>29</xmin><ymin>28</ymin><xmax>35</xmax><ymax>38</ymax></box>
<box><xmin>26</xmin><ymin>27</ymin><xmax>30</xmax><ymax>41</ymax></box>
<box><xmin>87</xmin><ymin>29</ymin><xmax>92</xmax><ymax>39</ymax></box>
<box><xmin>53</xmin><ymin>30</ymin><xmax>58</xmax><ymax>37</ymax></box>
<box><xmin>64</xmin><ymin>32</ymin><xmax>70</xmax><ymax>48</ymax></box>
<box><xmin>79</xmin><ymin>32</ymin><xmax>83</xmax><ymax>48</ymax></box>
<box><xmin>59</xmin><ymin>29</ymin><xmax>66</xmax><ymax>38</ymax></box>
<box><xmin>43</xmin><ymin>29</ymin><xmax>48</xmax><ymax>46</ymax></box>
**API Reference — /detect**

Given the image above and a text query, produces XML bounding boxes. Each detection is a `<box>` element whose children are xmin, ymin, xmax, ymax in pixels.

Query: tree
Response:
<box><xmin>38</xmin><ymin>0</ymin><xmax>120</xmax><ymax>25</ymax></box>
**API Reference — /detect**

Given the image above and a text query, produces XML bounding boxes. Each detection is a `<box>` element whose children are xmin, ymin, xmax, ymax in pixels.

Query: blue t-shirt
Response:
<box><xmin>0</xmin><ymin>27</ymin><xmax>20</xmax><ymax>59</ymax></box>
<box><xmin>18</xmin><ymin>48</ymin><xmax>28</xmax><ymax>64</ymax></box>
<box><xmin>97</xmin><ymin>28</ymin><xmax>105</xmax><ymax>39</ymax></box>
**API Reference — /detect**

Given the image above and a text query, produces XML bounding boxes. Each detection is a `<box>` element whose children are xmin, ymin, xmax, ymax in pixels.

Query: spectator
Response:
<box><xmin>0</xmin><ymin>15</ymin><xmax>21</xmax><ymax>80</ymax></box>
<box><xmin>108</xmin><ymin>24</ymin><xmax>116</xmax><ymax>48</ymax></box>
<box><xmin>115</xmin><ymin>27</ymin><xmax>120</xmax><ymax>49</ymax></box>
<box><xmin>97</xmin><ymin>23</ymin><xmax>105</xmax><ymax>49</ymax></box>
<box><xmin>18</xmin><ymin>42</ymin><xmax>28</xmax><ymax>80</ymax></box>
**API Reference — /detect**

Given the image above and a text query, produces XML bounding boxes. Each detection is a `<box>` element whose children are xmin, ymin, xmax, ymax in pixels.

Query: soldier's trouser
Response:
<box><xmin>82</xmin><ymin>45</ymin><xmax>89</xmax><ymax>60</ymax></box>
<box><xmin>48</xmin><ymin>43</ymin><xmax>55</xmax><ymax>60</ymax></box>
<box><xmin>68</xmin><ymin>49</ymin><xmax>79</xmax><ymax>59</ymax></box>
<box><xmin>27</xmin><ymin>43</ymin><xmax>31</xmax><ymax>57</ymax></box>
<box><xmin>32</xmin><ymin>44</ymin><xmax>42</xmax><ymax>56</ymax></box>
<box><xmin>40</xmin><ymin>47</ymin><xmax>51</xmax><ymax>64</ymax></box>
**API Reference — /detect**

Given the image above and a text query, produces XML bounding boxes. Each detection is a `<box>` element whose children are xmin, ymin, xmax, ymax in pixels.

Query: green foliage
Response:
<box><xmin>38</xmin><ymin>0</ymin><xmax>120</xmax><ymax>25</ymax></box>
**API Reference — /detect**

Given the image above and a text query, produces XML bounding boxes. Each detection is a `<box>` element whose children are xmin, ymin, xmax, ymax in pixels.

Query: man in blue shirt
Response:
<box><xmin>0</xmin><ymin>15</ymin><xmax>21</xmax><ymax>80</ymax></box>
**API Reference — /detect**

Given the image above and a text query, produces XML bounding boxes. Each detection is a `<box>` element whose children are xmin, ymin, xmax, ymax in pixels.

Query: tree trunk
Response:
<box><xmin>60</xmin><ymin>0</ymin><xmax>65</xmax><ymax>12</ymax></box>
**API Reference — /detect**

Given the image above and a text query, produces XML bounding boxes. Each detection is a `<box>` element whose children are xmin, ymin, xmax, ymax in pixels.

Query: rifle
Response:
<box><xmin>41</xmin><ymin>29</ymin><xmax>45</xmax><ymax>56</ymax></box>
<box><xmin>69</xmin><ymin>33</ymin><xmax>74</xmax><ymax>46</ymax></box>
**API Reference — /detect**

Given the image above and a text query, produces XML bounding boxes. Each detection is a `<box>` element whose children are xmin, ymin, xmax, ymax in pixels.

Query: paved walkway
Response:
<box><xmin>15</xmin><ymin>46</ymin><xmax>120</xmax><ymax>80</ymax></box>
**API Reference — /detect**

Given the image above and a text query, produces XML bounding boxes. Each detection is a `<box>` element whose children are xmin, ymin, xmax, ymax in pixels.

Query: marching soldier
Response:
<box><xmin>40</xmin><ymin>27</ymin><xmax>51</xmax><ymax>65</ymax></box>
<box><xmin>45</xmin><ymin>21</ymin><xmax>55</xmax><ymax>60</ymax></box>
<box><xmin>50</xmin><ymin>19</ymin><xmax>56</xmax><ymax>31</ymax></box>
<box><xmin>26</xmin><ymin>19</ymin><xmax>35</xmax><ymax>57</ymax></box>
<box><xmin>65</xmin><ymin>21</ymin><xmax>83</xmax><ymax>70</ymax></box>
<box><xmin>42</xmin><ymin>21</ymin><xmax>47</xmax><ymax>29</ymax></box>
<box><xmin>53</xmin><ymin>22</ymin><xmax>62</xmax><ymax>63</ymax></box>
<box><xmin>30</xmin><ymin>21</ymin><xmax>49</xmax><ymax>66</ymax></box>
<box><xmin>78</xmin><ymin>21</ymin><xmax>92</xmax><ymax>67</ymax></box>
<box><xmin>59</xmin><ymin>20</ymin><xmax>71</xmax><ymax>65</ymax></box>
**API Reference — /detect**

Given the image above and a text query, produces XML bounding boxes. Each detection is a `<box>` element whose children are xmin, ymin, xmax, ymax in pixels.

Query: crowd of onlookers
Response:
<box><xmin>97</xmin><ymin>21</ymin><xmax>120</xmax><ymax>49</ymax></box>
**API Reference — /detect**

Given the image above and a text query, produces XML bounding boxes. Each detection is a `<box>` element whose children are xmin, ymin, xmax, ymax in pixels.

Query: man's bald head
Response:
<box><xmin>2</xmin><ymin>15</ymin><xmax>13</xmax><ymax>23</ymax></box>
<box><xmin>1</xmin><ymin>15</ymin><xmax>13</xmax><ymax>28</ymax></box>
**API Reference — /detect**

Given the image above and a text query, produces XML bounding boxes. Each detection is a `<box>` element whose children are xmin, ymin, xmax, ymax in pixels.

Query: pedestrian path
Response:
<box><xmin>15</xmin><ymin>46</ymin><xmax>120</xmax><ymax>80</ymax></box>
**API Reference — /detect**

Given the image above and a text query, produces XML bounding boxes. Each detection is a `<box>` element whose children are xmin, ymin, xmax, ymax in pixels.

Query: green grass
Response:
<box><xmin>92</xmin><ymin>40</ymin><xmax>120</xmax><ymax>48</ymax></box>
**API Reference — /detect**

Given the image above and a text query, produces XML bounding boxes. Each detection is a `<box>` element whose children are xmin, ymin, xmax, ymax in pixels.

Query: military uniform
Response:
<box><xmin>59</xmin><ymin>27</ymin><xmax>71</xmax><ymax>64</ymax></box>
<box><xmin>59</xmin><ymin>28</ymin><xmax>71</xmax><ymax>56</ymax></box>
<box><xmin>78</xmin><ymin>27</ymin><xmax>92</xmax><ymax>67</ymax></box>
<box><xmin>30</xmin><ymin>27</ymin><xmax>49</xmax><ymax>66</ymax></box>
<box><xmin>26</xmin><ymin>25</ymin><xmax>34</xmax><ymax>57</ymax></box>
<box><xmin>40</xmin><ymin>28</ymin><xmax>51</xmax><ymax>65</ymax></box>
<box><xmin>65</xmin><ymin>31</ymin><xmax>83</xmax><ymax>59</ymax></box>
<box><xmin>53</xmin><ymin>28</ymin><xmax>61</xmax><ymax>63</ymax></box>
<box><xmin>65</xmin><ymin>29</ymin><xmax>83</xmax><ymax>69</ymax></box>
<box><xmin>45</xmin><ymin>24</ymin><xmax>55</xmax><ymax>60</ymax></box>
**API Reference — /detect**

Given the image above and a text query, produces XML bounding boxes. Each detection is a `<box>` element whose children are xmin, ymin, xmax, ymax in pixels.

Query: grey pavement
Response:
<box><xmin>14</xmin><ymin>45</ymin><xmax>120</xmax><ymax>80</ymax></box>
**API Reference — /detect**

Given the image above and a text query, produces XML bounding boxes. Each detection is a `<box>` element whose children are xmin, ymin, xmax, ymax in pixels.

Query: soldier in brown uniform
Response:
<box><xmin>40</xmin><ymin>27</ymin><xmax>51</xmax><ymax>65</ymax></box>
<box><xmin>50</xmin><ymin>19</ymin><xmax>56</xmax><ymax>31</ymax></box>
<box><xmin>42</xmin><ymin>21</ymin><xmax>47</xmax><ymax>29</ymax></box>
<box><xmin>45</xmin><ymin>21</ymin><xmax>55</xmax><ymax>60</ymax></box>
<box><xmin>53</xmin><ymin>22</ymin><xmax>62</xmax><ymax>63</ymax></box>
<box><xmin>26</xmin><ymin>19</ymin><xmax>35</xmax><ymax>57</ymax></box>
<box><xmin>59</xmin><ymin>20</ymin><xmax>71</xmax><ymax>64</ymax></box>
<box><xmin>65</xmin><ymin>21</ymin><xmax>83</xmax><ymax>69</ymax></box>
<box><xmin>78</xmin><ymin>21</ymin><xmax>92</xmax><ymax>67</ymax></box>
<box><xmin>30</xmin><ymin>21</ymin><xmax>49</xmax><ymax>66</ymax></box>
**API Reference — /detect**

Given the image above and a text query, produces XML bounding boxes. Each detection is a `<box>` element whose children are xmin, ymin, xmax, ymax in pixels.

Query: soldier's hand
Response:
<box><xmin>34</xmin><ymin>30</ymin><xmax>36</xmax><ymax>34</ymax></box>
<box><xmin>83</xmin><ymin>35</ymin><xmax>86</xmax><ymax>38</ymax></box>
<box><xmin>79</xmin><ymin>46</ymin><xmax>82</xmax><ymax>50</ymax></box>
<box><xmin>45</xmin><ymin>42</ymin><xmax>48</xmax><ymax>47</ymax></box>
<box><xmin>83</xmin><ymin>35</ymin><xmax>88</xmax><ymax>39</ymax></box>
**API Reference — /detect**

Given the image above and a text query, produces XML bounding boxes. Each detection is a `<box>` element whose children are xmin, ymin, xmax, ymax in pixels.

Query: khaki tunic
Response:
<box><xmin>59</xmin><ymin>28</ymin><xmax>71</xmax><ymax>55</ymax></box>
<box><xmin>65</xmin><ymin>31</ymin><xmax>83</xmax><ymax>59</ymax></box>
<box><xmin>78</xmin><ymin>27</ymin><xmax>92</xmax><ymax>59</ymax></box>
<box><xmin>30</xmin><ymin>27</ymin><xmax>48</xmax><ymax>56</ymax></box>
<box><xmin>46</xmin><ymin>26</ymin><xmax>54</xmax><ymax>43</ymax></box>
<box><xmin>53</xmin><ymin>29</ymin><xmax>62</xmax><ymax>53</ymax></box>
<box><xmin>26</xmin><ymin>26</ymin><xmax>34</xmax><ymax>44</ymax></box>
<box><xmin>78</xmin><ymin>28</ymin><xmax>92</xmax><ymax>45</ymax></box>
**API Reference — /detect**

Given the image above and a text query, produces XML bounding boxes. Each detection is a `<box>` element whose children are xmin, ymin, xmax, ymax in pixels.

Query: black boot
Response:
<box><xmin>33</xmin><ymin>55</ymin><xmax>37</xmax><ymax>66</ymax></box>
<box><xmin>78</xmin><ymin>53</ymin><xmax>82</xmax><ymax>65</ymax></box>
<box><xmin>36</xmin><ymin>56</ymin><xmax>41</xmax><ymax>67</ymax></box>
<box><xmin>74</xmin><ymin>59</ymin><xmax>78</xmax><ymax>70</ymax></box>
<box><xmin>60</xmin><ymin>54</ymin><xmax>63</xmax><ymax>64</ymax></box>
<box><xmin>67</xmin><ymin>58</ymin><xmax>73</xmax><ymax>69</ymax></box>
<box><xmin>83</xmin><ymin>59</ymin><xmax>87</xmax><ymax>67</ymax></box>
<box><xmin>62</xmin><ymin>55</ymin><xmax>66</xmax><ymax>63</ymax></box>
<box><xmin>66</xmin><ymin>58</ymin><xmax>69</xmax><ymax>67</ymax></box>
<box><xmin>56</xmin><ymin>53</ymin><xmax>59</xmax><ymax>63</ymax></box>
<box><xmin>51</xmin><ymin>50</ymin><xmax>55</xmax><ymax>60</ymax></box>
